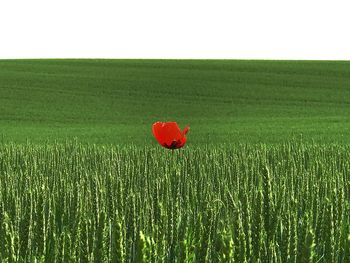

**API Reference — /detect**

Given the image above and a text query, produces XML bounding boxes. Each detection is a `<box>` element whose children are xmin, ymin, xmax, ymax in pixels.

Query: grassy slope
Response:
<box><xmin>0</xmin><ymin>59</ymin><xmax>350</xmax><ymax>144</ymax></box>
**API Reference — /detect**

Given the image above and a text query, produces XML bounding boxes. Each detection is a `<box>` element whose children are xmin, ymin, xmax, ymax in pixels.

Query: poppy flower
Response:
<box><xmin>152</xmin><ymin>122</ymin><xmax>190</xmax><ymax>149</ymax></box>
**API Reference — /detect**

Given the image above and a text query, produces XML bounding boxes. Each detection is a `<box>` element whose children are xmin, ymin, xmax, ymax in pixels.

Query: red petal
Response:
<box><xmin>182</xmin><ymin>126</ymin><xmax>190</xmax><ymax>135</ymax></box>
<box><xmin>152</xmin><ymin>122</ymin><xmax>189</xmax><ymax>149</ymax></box>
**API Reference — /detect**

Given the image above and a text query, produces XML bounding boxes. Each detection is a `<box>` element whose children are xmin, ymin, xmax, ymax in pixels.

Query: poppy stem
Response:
<box><xmin>171</xmin><ymin>148</ymin><xmax>175</xmax><ymax>163</ymax></box>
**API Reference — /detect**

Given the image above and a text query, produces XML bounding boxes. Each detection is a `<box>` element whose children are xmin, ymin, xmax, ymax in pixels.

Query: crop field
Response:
<box><xmin>1</xmin><ymin>142</ymin><xmax>350</xmax><ymax>262</ymax></box>
<box><xmin>0</xmin><ymin>60</ymin><xmax>350</xmax><ymax>262</ymax></box>
<box><xmin>1</xmin><ymin>59</ymin><xmax>350</xmax><ymax>144</ymax></box>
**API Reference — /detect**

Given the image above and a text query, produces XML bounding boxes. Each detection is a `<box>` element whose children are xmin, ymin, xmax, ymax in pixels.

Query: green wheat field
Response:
<box><xmin>1</xmin><ymin>60</ymin><xmax>350</xmax><ymax>262</ymax></box>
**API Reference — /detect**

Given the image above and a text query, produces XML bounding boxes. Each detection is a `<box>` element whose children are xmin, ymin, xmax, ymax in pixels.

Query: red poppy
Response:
<box><xmin>152</xmin><ymin>122</ymin><xmax>190</xmax><ymax>149</ymax></box>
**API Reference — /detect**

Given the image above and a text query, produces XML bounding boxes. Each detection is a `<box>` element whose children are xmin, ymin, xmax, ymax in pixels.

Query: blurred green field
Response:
<box><xmin>1</xmin><ymin>59</ymin><xmax>350</xmax><ymax>145</ymax></box>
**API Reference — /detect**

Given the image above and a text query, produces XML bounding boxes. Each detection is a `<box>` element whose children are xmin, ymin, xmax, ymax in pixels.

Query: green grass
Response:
<box><xmin>1</xmin><ymin>59</ymin><xmax>350</xmax><ymax>144</ymax></box>
<box><xmin>0</xmin><ymin>142</ymin><xmax>349</xmax><ymax>262</ymax></box>
<box><xmin>1</xmin><ymin>60</ymin><xmax>350</xmax><ymax>262</ymax></box>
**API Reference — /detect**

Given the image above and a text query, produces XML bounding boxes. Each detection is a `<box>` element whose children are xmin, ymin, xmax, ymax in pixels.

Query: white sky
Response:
<box><xmin>0</xmin><ymin>0</ymin><xmax>349</xmax><ymax>59</ymax></box>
